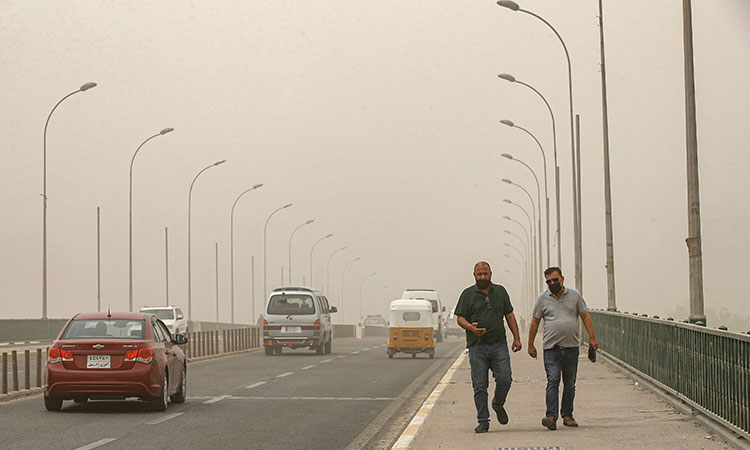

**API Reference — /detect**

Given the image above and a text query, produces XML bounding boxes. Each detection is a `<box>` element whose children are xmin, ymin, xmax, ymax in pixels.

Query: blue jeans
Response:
<box><xmin>468</xmin><ymin>341</ymin><xmax>512</xmax><ymax>424</ymax></box>
<box><xmin>543</xmin><ymin>346</ymin><xmax>579</xmax><ymax>419</ymax></box>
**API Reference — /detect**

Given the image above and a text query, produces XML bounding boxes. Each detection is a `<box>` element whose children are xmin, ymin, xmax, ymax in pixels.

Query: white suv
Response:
<box><xmin>401</xmin><ymin>289</ymin><xmax>446</xmax><ymax>342</ymax></box>
<box><xmin>139</xmin><ymin>306</ymin><xmax>188</xmax><ymax>336</ymax></box>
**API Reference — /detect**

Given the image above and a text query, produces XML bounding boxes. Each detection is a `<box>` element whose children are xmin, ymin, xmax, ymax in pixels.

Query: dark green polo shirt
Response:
<box><xmin>454</xmin><ymin>283</ymin><xmax>514</xmax><ymax>348</ymax></box>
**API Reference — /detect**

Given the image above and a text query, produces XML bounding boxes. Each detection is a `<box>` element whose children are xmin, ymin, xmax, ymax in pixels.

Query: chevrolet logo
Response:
<box><xmin>92</xmin><ymin>344</ymin><xmax>104</xmax><ymax>349</ymax></box>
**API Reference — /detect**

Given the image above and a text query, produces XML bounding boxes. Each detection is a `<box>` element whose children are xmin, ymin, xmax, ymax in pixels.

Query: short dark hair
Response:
<box><xmin>474</xmin><ymin>261</ymin><xmax>491</xmax><ymax>272</ymax></box>
<box><xmin>544</xmin><ymin>266</ymin><xmax>562</xmax><ymax>277</ymax></box>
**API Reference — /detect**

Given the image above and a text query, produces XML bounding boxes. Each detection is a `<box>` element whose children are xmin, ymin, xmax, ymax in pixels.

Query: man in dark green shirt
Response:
<box><xmin>455</xmin><ymin>261</ymin><xmax>521</xmax><ymax>433</ymax></box>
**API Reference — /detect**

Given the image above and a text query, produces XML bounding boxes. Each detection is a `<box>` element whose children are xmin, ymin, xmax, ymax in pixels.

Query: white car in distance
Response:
<box><xmin>139</xmin><ymin>305</ymin><xmax>188</xmax><ymax>336</ymax></box>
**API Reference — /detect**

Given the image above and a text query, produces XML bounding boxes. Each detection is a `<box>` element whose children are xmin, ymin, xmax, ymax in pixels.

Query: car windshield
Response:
<box><xmin>267</xmin><ymin>295</ymin><xmax>315</xmax><ymax>315</ymax></box>
<box><xmin>142</xmin><ymin>308</ymin><xmax>174</xmax><ymax>320</ymax></box>
<box><xmin>61</xmin><ymin>320</ymin><xmax>145</xmax><ymax>339</ymax></box>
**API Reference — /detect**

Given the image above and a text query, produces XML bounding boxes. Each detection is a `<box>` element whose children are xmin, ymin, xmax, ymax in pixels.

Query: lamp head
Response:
<box><xmin>160</xmin><ymin>127</ymin><xmax>174</xmax><ymax>135</ymax></box>
<box><xmin>214</xmin><ymin>160</ymin><xmax>227</xmax><ymax>166</ymax></box>
<box><xmin>500</xmin><ymin>153</ymin><xmax>514</xmax><ymax>160</ymax></box>
<box><xmin>325</xmin><ymin>233</ymin><xmax>334</xmax><ymax>238</ymax></box>
<box><xmin>503</xmin><ymin>199</ymin><xmax>513</xmax><ymax>204</ymax></box>
<box><xmin>252</xmin><ymin>183</ymin><xmax>263</xmax><ymax>189</ymax></box>
<box><xmin>503</xmin><ymin>230</ymin><xmax>511</xmax><ymax>234</ymax></box>
<box><xmin>502</xmin><ymin>216</ymin><xmax>511</xmax><ymax>220</ymax></box>
<box><xmin>283</xmin><ymin>203</ymin><xmax>293</xmax><ymax>209</ymax></box>
<box><xmin>498</xmin><ymin>73</ymin><xmax>516</xmax><ymax>82</ymax></box>
<box><xmin>500</xmin><ymin>119</ymin><xmax>515</xmax><ymax>127</ymax></box>
<box><xmin>80</xmin><ymin>82</ymin><xmax>97</xmax><ymax>92</ymax></box>
<box><xmin>501</xmin><ymin>178</ymin><xmax>512</xmax><ymax>184</ymax></box>
<box><xmin>306</xmin><ymin>219</ymin><xmax>315</xmax><ymax>225</ymax></box>
<box><xmin>497</xmin><ymin>1</ymin><xmax>520</xmax><ymax>11</ymax></box>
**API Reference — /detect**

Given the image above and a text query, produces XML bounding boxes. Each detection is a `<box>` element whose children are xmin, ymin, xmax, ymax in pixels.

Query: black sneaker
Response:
<box><xmin>493</xmin><ymin>405</ymin><xmax>509</xmax><ymax>425</ymax></box>
<box><xmin>474</xmin><ymin>422</ymin><xmax>489</xmax><ymax>433</ymax></box>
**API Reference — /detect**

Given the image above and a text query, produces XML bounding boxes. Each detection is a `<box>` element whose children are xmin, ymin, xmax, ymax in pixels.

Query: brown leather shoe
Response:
<box><xmin>562</xmin><ymin>416</ymin><xmax>578</xmax><ymax>427</ymax></box>
<box><xmin>542</xmin><ymin>416</ymin><xmax>557</xmax><ymax>430</ymax></box>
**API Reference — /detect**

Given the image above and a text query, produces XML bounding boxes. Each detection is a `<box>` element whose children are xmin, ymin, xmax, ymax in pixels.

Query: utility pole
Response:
<box><xmin>599</xmin><ymin>0</ymin><xmax>616</xmax><ymax>311</ymax></box>
<box><xmin>682</xmin><ymin>0</ymin><xmax>705</xmax><ymax>324</ymax></box>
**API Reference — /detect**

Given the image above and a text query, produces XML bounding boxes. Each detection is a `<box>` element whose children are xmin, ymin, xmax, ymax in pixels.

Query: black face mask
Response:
<box><xmin>476</xmin><ymin>279</ymin><xmax>491</xmax><ymax>290</ymax></box>
<box><xmin>548</xmin><ymin>282</ymin><xmax>562</xmax><ymax>295</ymax></box>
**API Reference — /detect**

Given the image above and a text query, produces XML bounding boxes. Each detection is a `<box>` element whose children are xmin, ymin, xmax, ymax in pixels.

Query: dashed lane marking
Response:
<box><xmin>351</xmin><ymin>351</ymin><xmax>360</xmax><ymax>354</ymax></box>
<box><xmin>320</xmin><ymin>358</ymin><xmax>333</xmax><ymax>363</ymax></box>
<box><xmin>203</xmin><ymin>394</ymin><xmax>231</xmax><ymax>404</ymax></box>
<box><xmin>391</xmin><ymin>351</ymin><xmax>467</xmax><ymax>449</ymax></box>
<box><xmin>336</xmin><ymin>355</ymin><xmax>346</xmax><ymax>358</ymax></box>
<box><xmin>74</xmin><ymin>438</ymin><xmax>118</xmax><ymax>450</ymax></box>
<box><xmin>146</xmin><ymin>412</ymin><xmax>184</xmax><ymax>425</ymax></box>
<box><xmin>245</xmin><ymin>381</ymin><xmax>268</xmax><ymax>389</ymax></box>
<box><xmin>362</xmin><ymin>348</ymin><xmax>370</xmax><ymax>351</ymax></box>
<box><xmin>301</xmin><ymin>365</ymin><xmax>315</xmax><ymax>370</ymax></box>
<box><xmin>276</xmin><ymin>371</ymin><xmax>294</xmax><ymax>378</ymax></box>
<box><xmin>227</xmin><ymin>396</ymin><xmax>395</xmax><ymax>401</ymax></box>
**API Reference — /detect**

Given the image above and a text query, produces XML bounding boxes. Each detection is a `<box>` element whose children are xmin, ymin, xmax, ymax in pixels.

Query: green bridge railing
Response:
<box><xmin>589</xmin><ymin>310</ymin><xmax>749</xmax><ymax>440</ymax></box>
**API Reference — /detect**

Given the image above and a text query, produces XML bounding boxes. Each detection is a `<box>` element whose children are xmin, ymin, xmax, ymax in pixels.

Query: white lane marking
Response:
<box><xmin>146</xmin><ymin>412</ymin><xmax>184</xmax><ymax>425</ymax></box>
<box><xmin>276</xmin><ymin>371</ymin><xmax>294</xmax><ymax>378</ymax></box>
<box><xmin>245</xmin><ymin>381</ymin><xmax>267</xmax><ymax>389</ymax></box>
<box><xmin>228</xmin><ymin>396</ymin><xmax>395</xmax><ymax>401</ymax></box>
<box><xmin>351</xmin><ymin>351</ymin><xmax>360</xmax><ymax>354</ymax></box>
<box><xmin>392</xmin><ymin>351</ymin><xmax>467</xmax><ymax>449</ymax></box>
<box><xmin>203</xmin><ymin>394</ymin><xmax>231</xmax><ymax>404</ymax></box>
<box><xmin>362</xmin><ymin>348</ymin><xmax>370</xmax><ymax>351</ymax></box>
<box><xmin>320</xmin><ymin>358</ymin><xmax>333</xmax><ymax>363</ymax></box>
<box><xmin>336</xmin><ymin>355</ymin><xmax>346</xmax><ymax>359</ymax></box>
<box><xmin>301</xmin><ymin>365</ymin><xmax>315</xmax><ymax>370</ymax></box>
<box><xmin>74</xmin><ymin>438</ymin><xmax>118</xmax><ymax>450</ymax></box>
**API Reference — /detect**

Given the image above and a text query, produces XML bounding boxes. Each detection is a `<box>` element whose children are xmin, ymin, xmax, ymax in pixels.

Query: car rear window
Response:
<box><xmin>62</xmin><ymin>320</ymin><xmax>145</xmax><ymax>339</ymax></box>
<box><xmin>267</xmin><ymin>295</ymin><xmax>315</xmax><ymax>315</ymax></box>
<box><xmin>141</xmin><ymin>308</ymin><xmax>174</xmax><ymax>320</ymax></box>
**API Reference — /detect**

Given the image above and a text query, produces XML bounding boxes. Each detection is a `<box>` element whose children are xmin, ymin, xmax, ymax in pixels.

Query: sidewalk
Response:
<box><xmin>406</xmin><ymin>345</ymin><xmax>736</xmax><ymax>450</ymax></box>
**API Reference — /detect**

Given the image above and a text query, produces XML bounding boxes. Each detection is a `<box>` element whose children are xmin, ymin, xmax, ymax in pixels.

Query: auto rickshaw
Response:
<box><xmin>387</xmin><ymin>299</ymin><xmax>435</xmax><ymax>359</ymax></box>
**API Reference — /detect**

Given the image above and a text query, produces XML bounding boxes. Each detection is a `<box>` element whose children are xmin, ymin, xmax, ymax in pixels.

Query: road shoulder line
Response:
<box><xmin>391</xmin><ymin>351</ymin><xmax>466</xmax><ymax>449</ymax></box>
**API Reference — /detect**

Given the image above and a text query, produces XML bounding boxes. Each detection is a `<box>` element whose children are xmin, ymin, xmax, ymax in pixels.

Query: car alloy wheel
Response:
<box><xmin>170</xmin><ymin>366</ymin><xmax>187</xmax><ymax>403</ymax></box>
<box><xmin>152</xmin><ymin>372</ymin><xmax>168</xmax><ymax>411</ymax></box>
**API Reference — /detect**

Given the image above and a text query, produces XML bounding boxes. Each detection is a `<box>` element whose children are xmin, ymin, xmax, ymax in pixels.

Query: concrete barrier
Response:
<box><xmin>0</xmin><ymin>319</ymin><xmax>69</xmax><ymax>343</ymax></box>
<box><xmin>333</xmin><ymin>324</ymin><xmax>356</xmax><ymax>338</ymax></box>
<box><xmin>363</xmin><ymin>325</ymin><xmax>389</xmax><ymax>337</ymax></box>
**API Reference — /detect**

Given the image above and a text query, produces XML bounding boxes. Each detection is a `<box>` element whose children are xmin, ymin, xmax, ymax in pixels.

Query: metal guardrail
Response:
<box><xmin>590</xmin><ymin>310</ymin><xmax>750</xmax><ymax>440</ymax></box>
<box><xmin>0</xmin><ymin>327</ymin><xmax>261</xmax><ymax>399</ymax></box>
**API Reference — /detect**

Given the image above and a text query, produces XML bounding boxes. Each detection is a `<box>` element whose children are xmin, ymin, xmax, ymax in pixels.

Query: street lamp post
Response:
<box><xmin>340</xmin><ymin>257</ymin><xmax>361</xmax><ymax>324</ymax></box>
<box><xmin>504</xmin><ymin>229</ymin><xmax>530</xmax><ymax>316</ymax></box>
<box><xmin>129</xmin><ymin>127</ymin><xmax>174</xmax><ymax>312</ymax></box>
<box><xmin>263</xmin><ymin>203</ymin><xmax>293</xmax><ymax>300</ymax></box>
<box><xmin>309</xmin><ymin>233</ymin><xmax>333</xmax><ymax>287</ymax></box>
<box><xmin>359</xmin><ymin>272</ymin><xmax>377</xmax><ymax>323</ymax></box>
<box><xmin>502</xmin><ymin>177</ymin><xmax>540</xmax><ymax>278</ymax></box>
<box><xmin>503</xmin><ymin>200</ymin><xmax>539</xmax><ymax>291</ymax></box>
<box><xmin>500</xmin><ymin>121</ymin><xmax>549</xmax><ymax>267</ymax></box>
<box><xmin>326</xmin><ymin>246</ymin><xmax>348</xmax><ymax>297</ymax></box>
<box><xmin>498</xmin><ymin>73</ymin><xmax>561</xmax><ymax>265</ymax></box>
<box><xmin>497</xmin><ymin>0</ymin><xmax>582</xmax><ymax>290</ymax></box>
<box><xmin>503</xmin><ymin>244</ymin><xmax>528</xmax><ymax>318</ymax></box>
<box><xmin>230</xmin><ymin>183</ymin><xmax>263</xmax><ymax>324</ymax></box>
<box><xmin>41</xmin><ymin>81</ymin><xmax>97</xmax><ymax>319</ymax></box>
<box><xmin>288</xmin><ymin>219</ymin><xmax>314</xmax><ymax>285</ymax></box>
<box><xmin>187</xmin><ymin>160</ymin><xmax>227</xmax><ymax>322</ymax></box>
<box><xmin>502</xmin><ymin>154</ymin><xmax>543</xmax><ymax>287</ymax></box>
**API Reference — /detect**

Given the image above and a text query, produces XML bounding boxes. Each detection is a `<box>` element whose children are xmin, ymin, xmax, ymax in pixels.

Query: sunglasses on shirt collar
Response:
<box><xmin>484</xmin><ymin>296</ymin><xmax>493</xmax><ymax>310</ymax></box>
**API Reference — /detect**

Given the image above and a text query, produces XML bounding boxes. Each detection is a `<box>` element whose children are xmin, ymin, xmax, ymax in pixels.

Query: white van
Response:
<box><xmin>401</xmin><ymin>289</ymin><xmax>446</xmax><ymax>342</ymax></box>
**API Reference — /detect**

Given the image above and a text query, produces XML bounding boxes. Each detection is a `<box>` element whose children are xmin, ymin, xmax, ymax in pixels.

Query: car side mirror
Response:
<box><xmin>329</xmin><ymin>306</ymin><xmax>337</xmax><ymax>313</ymax></box>
<box><xmin>177</xmin><ymin>314</ymin><xmax>184</xmax><ymax>320</ymax></box>
<box><xmin>173</xmin><ymin>334</ymin><xmax>189</xmax><ymax>345</ymax></box>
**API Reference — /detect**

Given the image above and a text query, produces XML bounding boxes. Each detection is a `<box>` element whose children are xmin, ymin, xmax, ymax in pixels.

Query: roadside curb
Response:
<box><xmin>0</xmin><ymin>387</ymin><xmax>44</xmax><ymax>404</ymax></box>
<box><xmin>391</xmin><ymin>350</ymin><xmax>467</xmax><ymax>449</ymax></box>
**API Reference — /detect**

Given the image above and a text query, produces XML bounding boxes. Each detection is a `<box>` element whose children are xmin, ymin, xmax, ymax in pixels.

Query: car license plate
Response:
<box><xmin>87</xmin><ymin>354</ymin><xmax>111</xmax><ymax>369</ymax></box>
<box><xmin>282</xmin><ymin>326</ymin><xmax>301</xmax><ymax>333</ymax></box>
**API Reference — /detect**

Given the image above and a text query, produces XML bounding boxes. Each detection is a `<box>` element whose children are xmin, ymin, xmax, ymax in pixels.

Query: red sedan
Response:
<box><xmin>44</xmin><ymin>311</ymin><xmax>188</xmax><ymax>411</ymax></box>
